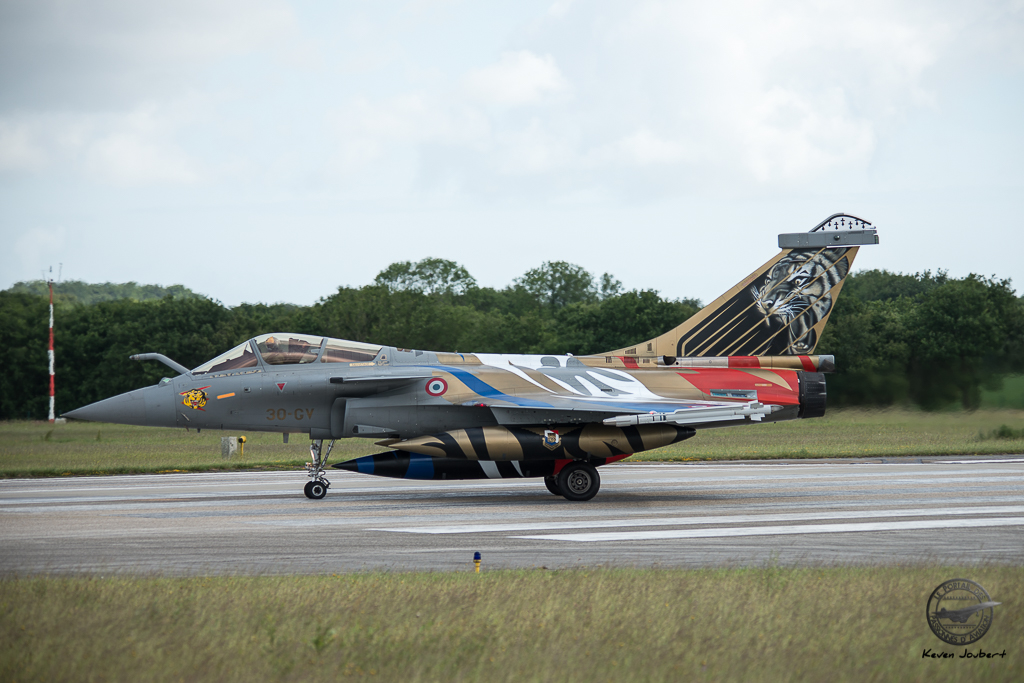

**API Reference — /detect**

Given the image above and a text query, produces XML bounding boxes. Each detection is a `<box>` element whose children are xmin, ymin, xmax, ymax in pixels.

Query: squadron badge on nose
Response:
<box><xmin>180</xmin><ymin>386</ymin><xmax>211</xmax><ymax>410</ymax></box>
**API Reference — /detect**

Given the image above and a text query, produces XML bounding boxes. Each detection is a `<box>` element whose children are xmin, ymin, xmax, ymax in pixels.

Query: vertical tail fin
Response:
<box><xmin>606</xmin><ymin>214</ymin><xmax>879</xmax><ymax>360</ymax></box>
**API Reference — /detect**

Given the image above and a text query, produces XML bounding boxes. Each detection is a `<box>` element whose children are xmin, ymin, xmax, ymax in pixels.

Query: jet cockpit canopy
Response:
<box><xmin>191</xmin><ymin>340</ymin><xmax>258</xmax><ymax>374</ymax></box>
<box><xmin>190</xmin><ymin>334</ymin><xmax>383</xmax><ymax>374</ymax></box>
<box><xmin>255</xmin><ymin>333</ymin><xmax>323</xmax><ymax>365</ymax></box>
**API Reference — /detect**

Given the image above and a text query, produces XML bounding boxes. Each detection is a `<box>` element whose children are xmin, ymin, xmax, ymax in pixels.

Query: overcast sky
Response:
<box><xmin>2</xmin><ymin>0</ymin><xmax>1022</xmax><ymax>307</ymax></box>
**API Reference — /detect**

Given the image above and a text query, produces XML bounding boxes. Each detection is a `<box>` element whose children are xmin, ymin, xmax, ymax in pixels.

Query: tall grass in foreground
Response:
<box><xmin>2</xmin><ymin>567</ymin><xmax>1021</xmax><ymax>682</ymax></box>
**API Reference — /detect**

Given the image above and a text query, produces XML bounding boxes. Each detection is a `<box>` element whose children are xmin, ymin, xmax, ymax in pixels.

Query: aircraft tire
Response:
<box><xmin>557</xmin><ymin>462</ymin><xmax>600</xmax><ymax>502</ymax></box>
<box><xmin>543</xmin><ymin>476</ymin><xmax>562</xmax><ymax>496</ymax></box>
<box><xmin>303</xmin><ymin>481</ymin><xmax>315</xmax><ymax>498</ymax></box>
<box><xmin>308</xmin><ymin>480</ymin><xmax>328</xmax><ymax>500</ymax></box>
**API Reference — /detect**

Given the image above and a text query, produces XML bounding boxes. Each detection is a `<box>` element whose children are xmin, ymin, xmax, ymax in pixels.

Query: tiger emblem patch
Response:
<box><xmin>180</xmin><ymin>386</ymin><xmax>211</xmax><ymax>410</ymax></box>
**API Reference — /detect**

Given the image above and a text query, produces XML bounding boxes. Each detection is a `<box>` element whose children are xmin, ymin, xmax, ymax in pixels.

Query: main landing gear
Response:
<box><xmin>304</xmin><ymin>439</ymin><xmax>335</xmax><ymax>499</ymax></box>
<box><xmin>544</xmin><ymin>461</ymin><xmax>601</xmax><ymax>501</ymax></box>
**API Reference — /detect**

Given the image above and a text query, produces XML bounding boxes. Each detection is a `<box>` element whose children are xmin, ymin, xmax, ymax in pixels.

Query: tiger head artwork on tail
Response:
<box><xmin>748</xmin><ymin>247</ymin><xmax>851</xmax><ymax>354</ymax></box>
<box><xmin>604</xmin><ymin>214</ymin><xmax>877</xmax><ymax>361</ymax></box>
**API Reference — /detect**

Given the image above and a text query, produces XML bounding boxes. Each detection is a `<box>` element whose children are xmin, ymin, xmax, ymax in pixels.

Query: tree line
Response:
<box><xmin>2</xmin><ymin>259</ymin><xmax>1022</xmax><ymax>419</ymax></box>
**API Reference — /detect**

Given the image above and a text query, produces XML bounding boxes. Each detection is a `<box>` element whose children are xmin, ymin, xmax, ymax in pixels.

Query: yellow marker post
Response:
<box><xmin>473</xmin><ymin>552</ymin><xmax>481</xmax><ymax>573</ymax></box>
<box><xmin>238</xmin><ymin>436</ymin><xmax>246</xmax><ymax>457</ymax></box>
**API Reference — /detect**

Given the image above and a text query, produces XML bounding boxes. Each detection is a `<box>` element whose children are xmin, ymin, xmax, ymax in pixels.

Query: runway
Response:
<box><xmin>2</xmin><ymin>457</ymin><xmax>1023</xmax><ymax>574</ymax></box>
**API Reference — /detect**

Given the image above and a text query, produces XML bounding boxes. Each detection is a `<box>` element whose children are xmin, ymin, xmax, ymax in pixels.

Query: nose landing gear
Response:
<box><xmin>304</xmin><ymin>479</ymin><xmax>328</xmax><ymax>499</ymax></box>
<box><xmin>304</xmin><ymin>439</ymin><xmax>335</xmax><ymax>499</ymax></box>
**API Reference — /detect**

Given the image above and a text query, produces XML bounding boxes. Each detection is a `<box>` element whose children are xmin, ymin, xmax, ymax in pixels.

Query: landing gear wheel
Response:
<box><xmin>543</xmin><ymin>476</ymin><xmax>561</xmax><ymax>496</ymax></box>
<box><xmin>304</xmin><ymin>439</ymin><xmax>335</xmax><ymax>501</ymax></box>
<box><xmin>557</xmin><ymin>462</ymin><xmax>600</xmax><ymax>501</ymax></box>
<box><xmin>307</xmin><ymin>480</ymin><xmax>328</xmax><ymax>500</ymax></box>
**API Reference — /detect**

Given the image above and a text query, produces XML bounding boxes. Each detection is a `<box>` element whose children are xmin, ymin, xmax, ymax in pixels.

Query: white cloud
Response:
<box><xmin>0</xmin><ymin>102</ymin><xmax>202</xmax><ymax>186</ymax></box>
<box><xmin>330</xmin><ymin>94</ymin><xmax>491</xmax><ymax>175</ymax></box>
<box><xmin>464</xmin><ymin>51</ymin><xmax>568</xmax><ymax>106</ymax></box>
<box><xmin>491</xmin><ymin>118</ymin><xmax>574</xmax><ymax>174</ymax></box>
<box><xmin>548</xmin><ymin>1</ymin><xmax>576</xmax><ymax>18</ymax></box>
<box><xmin>83</xmin><ymin>103</ymin><xmax>201</xmax><ymax>185</ymax></box>
<box><xmin>7</xmin><ymin>0</ymin><xmax>1011</xmax><ymax>196</ymax></box>
<box><xmin>0</xmin><ymin>0</ymin><xmax>298</xmax><ymax>110</ymax></box>
<box><xmin>319</xmin><ymin>1</ymin><xmax>988</xmax><ymax>197</ymax></box>
<box><xmin>734</xmin><ymin>87</ymin><xmax>877</xmax><ymax>182</ymax></box>
<box><xmin>596</xmin><ymin>1</ymin><xmax>950</xmax><ymax>184</ymax></box>
<box><xmin>86</xmin><ymin>133</ymin><xmax>199</xmax><ymax>186</ymax></box>
<box><xmin>607</xmin><ymin>129</ymin><xmax>689</xmax><ymax>167</ymax></box>
<box><xmin>13</xmin><ymin>226</ymin><xmax>66</xmax><ymax>277</ymax></box>
<box><xmin>0</xmin><ymin>122</ymin><xmax>47</xmax><ymax>172</ymax></box>
<box><xmin>2</xmin><ymin>1</ymin><xmax>1024</xmax><ymax>305</ymax></box>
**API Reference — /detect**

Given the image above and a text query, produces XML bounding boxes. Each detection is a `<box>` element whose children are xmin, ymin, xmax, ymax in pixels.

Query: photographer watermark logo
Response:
<box><xmin>927</xmin><ymin>579</ymin><xmax>1000</xmax><ymax>645</ymax></box>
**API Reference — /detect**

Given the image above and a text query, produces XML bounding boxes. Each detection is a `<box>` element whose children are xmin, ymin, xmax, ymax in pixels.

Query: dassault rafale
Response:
<box><xmin>66</xmin><ymin>214</ymin><xmax>878</xmax><ymax>501</ymax></box>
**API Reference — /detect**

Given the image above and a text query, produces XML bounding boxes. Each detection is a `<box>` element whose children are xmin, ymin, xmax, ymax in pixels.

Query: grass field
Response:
<box><xmin>0</xmin><ymin>421</ymin><xmax>371</xmax><ymax>477</ymax></box>
<box><xmin>982</xmin><ymin>375</ymin><xmax>1024</xmax><ymax>410</ymax></box>
<box><xmin>632</xmin><ymin>407</ymin><xmax>1024</xmax><ymax>462</ymax></box>
<box><xmin>2</xmin><ymin>567</ymin><xmax>1021</xmax><ymax>682</ymax></box>
<box><xmin>2</xmin><ymin>408</ymin><xmax>1023</xmax><ymax>477</ymax></box>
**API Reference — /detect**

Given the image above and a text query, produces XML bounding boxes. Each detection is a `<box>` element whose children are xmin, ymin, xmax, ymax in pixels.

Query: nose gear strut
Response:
<box><xmin>304</xmin><ymin>439</ymin><xmax>335</xmax><ymax>499</ymax></box>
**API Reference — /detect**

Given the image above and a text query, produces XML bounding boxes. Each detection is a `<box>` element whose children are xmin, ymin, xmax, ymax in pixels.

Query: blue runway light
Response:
<box><xmin>473</xmin><ymin>551</ymin><xmax>481</xmax><ymax>573</ymax></box>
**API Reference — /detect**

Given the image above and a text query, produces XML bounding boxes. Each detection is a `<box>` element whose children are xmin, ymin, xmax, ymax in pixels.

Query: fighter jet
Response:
<box><xmin>66</xmin><ymin>214</ymin><xmax>878</xmax><ymax>501</ymax></box>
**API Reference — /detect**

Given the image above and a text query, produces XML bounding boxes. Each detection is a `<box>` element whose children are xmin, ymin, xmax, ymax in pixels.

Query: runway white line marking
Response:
<box><xmin>944</xmin><ymin>459</ymin><xmax>1024</xmax><ymax>464</ymax></box>
<box><xmin>513</xmin><ymin>517</ymin><xmax>1024</xmax><ymax>542</ymax></box>
<box><xmin>607</xmin><ymin>476</ymin><xmax>1023</xmax><ymax>487</ymax></box>
<box><xmin>373</xmin><ymin>505</ymin><xmax>1024</xmax><ymax>534</ymax></box>
<box><xmin>2</xmin><ymin>461</ymin><xmax>1021</xmax><ymax>494</ymax></box>
<box><xmin>0</xmin><ymin>480</ymin><xmax>545</xmax><ymax>502</ymax></box>
<box><xmin>4</xmin><ymin>467</ymin><xmax>1021</xmax><ymax>498</ymax></box>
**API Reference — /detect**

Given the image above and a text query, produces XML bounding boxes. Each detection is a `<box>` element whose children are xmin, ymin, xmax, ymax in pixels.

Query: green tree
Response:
<box><xmin>55</xmin><ymin>297</ymin><xmax>240</xmax><ymax>410</ymax></box>
<box><xmin>5</xmin><ymin>280</ymin><xmax>205</xmax><ymax>306</ymax></box>
<box><xmin>373</xmin><ymin>258</ymin><xmax>477</xmax><ymax>296</ymax></box>
<box><xmin>818</xmin><ymin>296</ymin><xmax>913</xmax><ymax>406</ymax></box>
<box><xmin>0</xmin><ymin>292</ymin><xmax>51</xmax><ymax>419</ymax></box>
<box><xmin>8</xmin><ymin>262</ymin><xmax>1022</xmax><ymax>418</ymax></box>
<box><xmin>551</xmin><ymin>291</ymin><xmax>701</xmax><ymax>356</ymax></box>
<box><xmin>599</xmin><ymin>273</ymin><xmax>623</xmax><ymax>299</ymax></box>
<box><xmin>821</xmin><ymin>271</ymin><xmax>1024</xmax><ymax>410</ymax></box>
<box><xmin>907</xmin><ymin>276</ymin><xmax>1024</xmax><ymax>409</ymax></box>
<box><xmin>513</xmin><ymin>261</ymin><xmax>598</xmax><ymax>310</ymax></box>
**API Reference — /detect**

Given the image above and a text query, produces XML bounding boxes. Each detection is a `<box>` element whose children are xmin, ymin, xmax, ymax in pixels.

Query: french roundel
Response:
<box><xmin>425</xmin><ymin>378</ymin><xmax>448</xmax><ymax>396</ymax></box>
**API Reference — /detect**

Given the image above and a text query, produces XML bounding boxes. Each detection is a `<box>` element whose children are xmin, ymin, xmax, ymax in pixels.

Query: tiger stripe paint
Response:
<box><xmin>383</xmin><ymin>423</ymin><xmax>695</xmax><ymax>461</ymax></box>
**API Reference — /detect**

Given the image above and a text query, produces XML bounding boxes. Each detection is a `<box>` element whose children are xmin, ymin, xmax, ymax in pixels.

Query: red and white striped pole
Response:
<box><xmin>48</xmin><ymin>271</ymin><xmax>55</xmax><ymax>423</ymax></box>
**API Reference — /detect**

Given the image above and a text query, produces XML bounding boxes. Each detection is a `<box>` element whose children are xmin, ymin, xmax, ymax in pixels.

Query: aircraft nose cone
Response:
<box><xmin>65</xmin><ymin>389</ymin><xmax>149</xmax><ymax>425</ymax></box>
